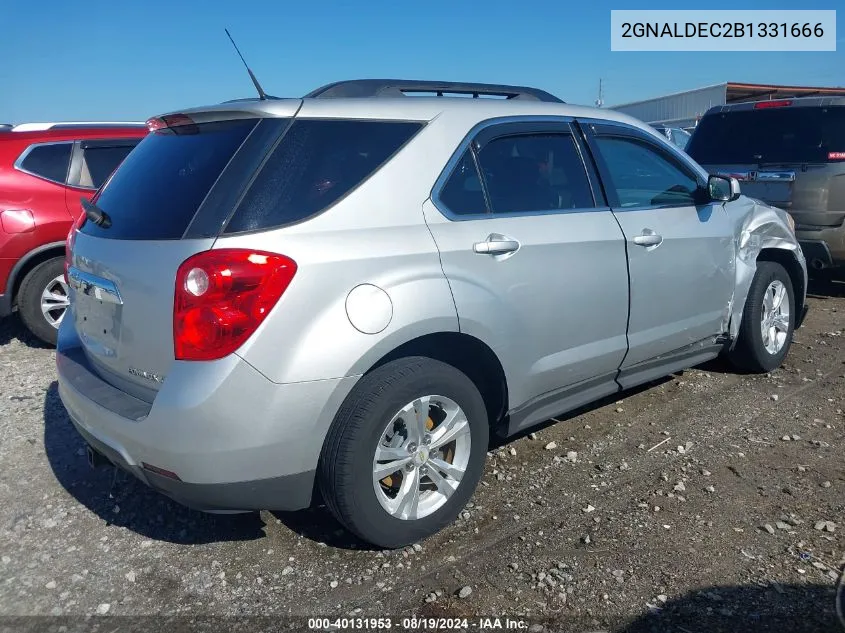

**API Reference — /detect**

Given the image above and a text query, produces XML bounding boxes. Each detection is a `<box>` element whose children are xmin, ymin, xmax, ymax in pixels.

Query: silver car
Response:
<box><xmin>57</xmin><ymin>80</ymin><xmax>808</xmax><ymax>548</ymax></box>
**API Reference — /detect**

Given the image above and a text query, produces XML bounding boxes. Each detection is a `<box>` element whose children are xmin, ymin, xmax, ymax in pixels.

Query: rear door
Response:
<box><xmin>583</xmin><ymin>120</ymin><xmax>734</xmax><ymax>369</ymax></box>
<box><xmin>687</xmin><ymin>103</ymin><xmax>845</xmax><ymax>229</ymax></box>
<box><xmin>65</xmin><ymin>138</ymin><xmax>142</xmax><ymax>220</ymax></box>
<box><xmin>424</xmin><ymin>119</ymin><xmax>630</xmax><ymax>415</ymax></box>
<box><xmin>66</xmin><ymin>111</ymin><xmax>295</xmax><ymax>402</ymax></box>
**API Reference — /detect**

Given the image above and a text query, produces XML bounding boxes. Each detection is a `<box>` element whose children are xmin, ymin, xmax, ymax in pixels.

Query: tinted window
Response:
<box><xmin>687</xmin><ymin>106</ymin><xmax>845</xmax><ymax>164</ymax></box>
<box><xmin>439</xmin><ymin>150</ymin><xmax>487</xmax><ymax>215</ymax></box>
<box><xmin>475</xmin><ymin>134</ymin><xmax>594</xmax><ymax>214</ymax></box>
<box><xmin>20</xmin><ymin>143</ymin><xmax>71</xmax><ymax>183</ymax></box>
<box><xmin>83</xmin><ymin>119</ymin><xmax>256</xmax><ymax>240</ymax></box>
<box><xmin>595</xmin><ymin>136</ymin><xmax>699</xmax><ymax>207</ymax></box>
<box><xmin>224</xmin><ymin>119</ymin><xmax>422</xmax><ymax>233</ymax></box>
<box><xmin>79</xmin><ymin>144</ymin><xmax>138</xmax><ymax>189</ymax></box>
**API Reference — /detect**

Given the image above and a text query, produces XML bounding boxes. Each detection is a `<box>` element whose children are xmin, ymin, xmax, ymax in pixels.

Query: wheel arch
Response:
<box><xmin>5</xmin><ymin>241</ymin><xmax>66</xmax><ymax>309</ymax></box>
<box><xmin>757</xmin><ymin>247</ymin><xmax>806</xmax><ymax>321</ymax></box>
<box><xmin>366</xmin><ymin>331</ymin><xmax>510</xmax><ymax>435</ymax></box>
<box><xmin>728</xmin><ymin>245</ymin><xmax>807</xmax><ymax>348</ymax></box>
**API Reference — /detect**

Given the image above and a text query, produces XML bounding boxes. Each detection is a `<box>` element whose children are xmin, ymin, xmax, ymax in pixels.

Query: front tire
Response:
<box><xmin>728</xmin><ymin>261</ymin><xmax>795</xmax><ymax>373</ymax></box>
<box><xmin>318</xmin><ymin>357</ymin><xmax>488</xmax><ymax>548</ymax></box>
<box><xmin>17</xmin><ymin>257</ymin><xmax>68</xmax><ymax>346</ymax></box>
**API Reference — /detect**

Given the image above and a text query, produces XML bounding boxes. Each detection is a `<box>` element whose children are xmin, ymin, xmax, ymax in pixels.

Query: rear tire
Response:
<box><xmin>728</xmin><ymin>261</ymin><xmax>795</xmax><ymax>373</ymax></box>
<box><xmin>318</xmin><ymin>357</ymin><xmax>488</xmax><ymax>548</ymax></box>
<box><xmin>17</xmin><ymin>257</ymin><xmax>68</xmax><ymax>346</ymax></box>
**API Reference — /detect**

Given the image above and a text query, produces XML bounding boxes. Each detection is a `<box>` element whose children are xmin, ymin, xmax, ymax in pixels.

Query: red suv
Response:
<box><xmin>0</xmin><ymin>122</ymin><xmax>147</xmax><ymax>344</ymax></box>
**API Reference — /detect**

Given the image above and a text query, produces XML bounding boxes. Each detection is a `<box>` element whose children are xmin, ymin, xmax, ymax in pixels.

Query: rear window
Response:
<box><xmin>687</xmin><ymin>106</ymin><xmax>845</xmax><ymax>164</ymax></box>
<box><xmin>223</xmin><ymin>119</ymin><xmax>423</xmax><ymax>234</ymax></box>
<box><xmin>82</xmin><ymin>119</ymin><xmax>257</xmax><ymax>240</ymax></box>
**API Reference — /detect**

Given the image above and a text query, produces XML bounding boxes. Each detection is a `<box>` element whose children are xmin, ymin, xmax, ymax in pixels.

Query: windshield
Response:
<box><xmin>687</xmin><ymin>106</ymin><xmax>845</xmax><ymax>164</ymax></box>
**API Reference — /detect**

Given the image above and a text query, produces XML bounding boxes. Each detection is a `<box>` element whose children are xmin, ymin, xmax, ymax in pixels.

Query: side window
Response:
<box><xmin>475</xmin><ymin>133</ymin><xmax>594</xmax><ymax>214</ymax></box>
<box><xmin>438</xmin><ymin>150</ymin><xmax>488</xmax><ymax>215</ymax></box>
<box><xmin>79</xmin><ymin>144</ymin><xmax>138</xmax><ymax>189</ymax></box>
<box><xmin>224</xmin><ymin>119</ymin><xmax>422</xmax><ymax>234</ymax></box>
<box><xmin>18</xmin><ymin>143</ymin><xmax>72</xmax><ymax>184</ymax></box>
<box><xmin>594</xmin><ymin>136</ymin><xmax>700</xmax><ymax>208</ymax></box>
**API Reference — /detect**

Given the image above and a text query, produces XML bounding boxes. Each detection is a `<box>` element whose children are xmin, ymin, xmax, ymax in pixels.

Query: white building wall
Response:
<box><xmin>609</xmin><ymin>83</ymin><xmax>728</xmax><ymax>129</ymax></box>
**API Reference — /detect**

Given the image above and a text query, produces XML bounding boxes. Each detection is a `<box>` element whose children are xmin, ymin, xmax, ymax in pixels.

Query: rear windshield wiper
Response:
<box><xmin>81</xmin><ymin>198</ymin><xmax>112</xmax><ymax>229</ymax></box>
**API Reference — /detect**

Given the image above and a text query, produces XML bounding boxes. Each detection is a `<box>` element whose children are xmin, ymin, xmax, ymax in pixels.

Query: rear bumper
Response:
<box><xmin>76</xmin><ymin>422</ymin><xmax>316</xmax><ymax>512</ymax></box>
<box><xmin>56</xmin><ymin>323</ymin><xmax>358</xmax><ymax>512</ymax></box>
<box><xmin>796</xmin><ymin>224</ymin><xmax>845</xmax><ymax>268</ymax></box>
<box><xmin>0</xmin><ymin>293</ymin><xmax>11</xmax><ymax>318</ymax></box>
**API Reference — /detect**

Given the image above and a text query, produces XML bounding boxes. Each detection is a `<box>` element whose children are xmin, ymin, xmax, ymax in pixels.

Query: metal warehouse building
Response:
<box><xmin>610</xmin><ymin>82</ymin><xmax>845</xmax><ymax>130</ymax></box>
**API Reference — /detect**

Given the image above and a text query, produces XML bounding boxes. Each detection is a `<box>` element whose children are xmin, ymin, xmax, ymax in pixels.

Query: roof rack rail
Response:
<box><xmin>304</xmin><ymin>79</ymin><xmax>564</xmax><ymax>103</ymax></box>
<box><xmin>9</xmin><ymin>121</ymin><xmax>146</xmax><ymax>132</ymax></box>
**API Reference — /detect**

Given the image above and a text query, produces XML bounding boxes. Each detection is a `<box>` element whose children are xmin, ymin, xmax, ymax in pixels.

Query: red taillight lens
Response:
<box><xmin>64</xmin><ymin>211</ymin><xmax>87</xmax><ymax>282</ymax></box>
<box><xmin>754</xmin><ymin>100</ymin><xmax>792</xmax><ymax>109</ymax></box>
<box><xmin>174</xmin><ymin>249</ymin><xmax>297</xmax><ymax>361</ymax></box>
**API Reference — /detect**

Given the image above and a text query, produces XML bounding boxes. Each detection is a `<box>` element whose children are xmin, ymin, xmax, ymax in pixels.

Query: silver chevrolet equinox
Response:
<box><xmin>57</xmin><ymin>80</ymin><xmax>808</xmax><ymax>548</ymax></box>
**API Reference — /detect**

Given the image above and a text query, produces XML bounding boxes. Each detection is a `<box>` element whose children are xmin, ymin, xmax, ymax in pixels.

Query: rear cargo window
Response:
<box><xmin>687</xmin><ymin>106</ymin><xmax>845</xmax><ymax>164</ymax></box>
<box><xmin>223</xmin><ymin>119</ymin><xmax>423</xmax><ymax>234</ymax></box>
<box><xmin>81</xmin><ymin>119</ymin><xmax>257</xmax><ymax>240</ymax></box>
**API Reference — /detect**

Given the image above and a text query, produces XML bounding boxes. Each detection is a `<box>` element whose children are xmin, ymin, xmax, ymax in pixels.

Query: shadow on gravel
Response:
<box><xmin>271</xmin><ymin>508</ymin><xmax>379</xmax><ymax>551</ymax></box>
<box><xmin>0</xmin><ymin>313</ymin><xmax>52</xmax><ymax>349</ymax></box>
<box><xmin>617</xmin><ymin>582</ymin><xmax>842</xmax><ymax>633</ymax></box>
<box><xmin>42</xmin><ymin>381</ymin><xmax>267</xmax><ymax>545</ymax></box>
<box><xmin>494</xmin><ymin>376</ymin><xmax>674</xmax><ymax>448</ymax></box>
<box><xmin>808</xmin><ymin>272</ymin><xmax>845</xmax><ymax>300</ymax></box>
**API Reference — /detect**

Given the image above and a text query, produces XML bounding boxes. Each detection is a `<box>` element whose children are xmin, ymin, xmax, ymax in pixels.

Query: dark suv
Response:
<box><xmin>686</xmin><ymin>97</ymin><xmax>845</xmax><ymax>271</ymax></box>
<box><xmin>0</xmin><ymin>122</ymin><xmax>147</xmax><ymax>343</ymax></box>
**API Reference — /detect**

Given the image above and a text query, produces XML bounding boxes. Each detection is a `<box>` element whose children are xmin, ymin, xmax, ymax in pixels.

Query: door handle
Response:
<box><xmin>473</xmin><ymin>235</ymin><xmax>520</xmax><ymax>255</ymax></box>
<box><xmin>632</xmin><ymin>231</ymin><xmax>663</xmax><ymax>247</ymax></box>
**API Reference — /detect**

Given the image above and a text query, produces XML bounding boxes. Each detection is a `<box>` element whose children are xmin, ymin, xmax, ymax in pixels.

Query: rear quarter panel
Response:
<box><xmin>217</xmin><ymin>115</ymin><xmax>468</xmax><ymax>384</ymax></box>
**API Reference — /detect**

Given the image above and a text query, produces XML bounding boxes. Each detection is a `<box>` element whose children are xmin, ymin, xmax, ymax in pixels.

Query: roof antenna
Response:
<box><xmin>225</xmin><ymin>28</ymin><xmax>267</xmax><ymax>100</ymax></box>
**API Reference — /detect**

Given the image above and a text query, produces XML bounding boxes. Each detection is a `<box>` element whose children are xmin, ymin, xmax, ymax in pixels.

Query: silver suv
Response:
<box><xmin>57</xmin><ymin>80</ymin><xmax>808</xmax><ymax>548</ymax></box>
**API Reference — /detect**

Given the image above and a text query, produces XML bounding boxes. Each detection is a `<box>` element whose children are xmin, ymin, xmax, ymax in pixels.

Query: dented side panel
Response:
<box><xmin>724</xmin><ymin>197</ymin><xmax>808</xmax><ymax>343</ymax></box>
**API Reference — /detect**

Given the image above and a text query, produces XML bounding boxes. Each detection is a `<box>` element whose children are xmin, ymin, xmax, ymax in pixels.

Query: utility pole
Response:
<box><xmin>595</xmin><ymin>78</ymin><xmax>604</xmax><ymax>108</ymax></box>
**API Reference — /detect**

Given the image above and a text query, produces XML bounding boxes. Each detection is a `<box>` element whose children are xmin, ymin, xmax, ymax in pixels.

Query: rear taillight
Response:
<box><xmin>64</xmin><ymin>211</ymin><xmax>87</xmax><ymax>282</ymax></box>
<box><xmin>174</xmin><ymin>249</ymin><xmax>297</xmax><ymax>361</ymax></box>
<box><xmin>146</xmin><ymin>113</ymin><xmax>198</xmax><ymax>133</ymax></box>
<box><xmin>754</xmin><ymin>100</ymin><xmax>792</xmax><ymax>109</ymax></box>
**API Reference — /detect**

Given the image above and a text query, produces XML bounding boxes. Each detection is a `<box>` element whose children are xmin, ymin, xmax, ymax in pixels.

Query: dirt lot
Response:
<box><xmin>0</xmin><ymin>276</ymin><xmax>843</xmax><ymax>633</ymax></box>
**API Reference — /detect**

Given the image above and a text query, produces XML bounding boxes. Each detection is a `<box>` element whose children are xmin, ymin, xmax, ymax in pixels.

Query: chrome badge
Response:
<box><xmin>128</xmin><ymin>367</ymin><xmax>166</xmax><ymax>384</ymax></box>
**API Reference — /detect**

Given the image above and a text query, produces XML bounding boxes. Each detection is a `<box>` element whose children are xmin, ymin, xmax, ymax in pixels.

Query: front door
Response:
<box><xmin>582</xmin><ymin>121</ymin><xmax>735</xmax><ymax>369</ymax></box>
<box><xmin>423</xmin><ymin>119</ymin><xmax>630</xmax><ymax>418</ymax></box>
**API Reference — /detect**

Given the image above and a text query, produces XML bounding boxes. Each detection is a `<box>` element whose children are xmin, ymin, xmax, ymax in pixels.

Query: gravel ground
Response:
<box><xmin>0</xmin><ymin>276</ymin><xmax>843</xmax><ymax>633</ymax></box>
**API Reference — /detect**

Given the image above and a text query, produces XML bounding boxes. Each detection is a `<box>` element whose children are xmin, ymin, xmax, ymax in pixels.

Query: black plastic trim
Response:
<box><xmin>305</xmin><ymin>79</ymin><xmax>564</xmax><ymax>103</ymax></box>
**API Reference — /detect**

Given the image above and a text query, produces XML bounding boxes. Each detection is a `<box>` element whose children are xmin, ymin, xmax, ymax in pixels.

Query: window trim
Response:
<box><xmin>431</xmin><ymin>116</ymin><xmax>607</xmax><ymax>221</ymax></box>
<box><xmin>13</xmin><ymin>141</ymin><xmax>74</xmax><ymax>186</ymax></box>
<box><xmin>579</xmin><ymin>119</ymin><xmax>708</xmax><ymax>212</ymax></box>
<box><xmin>66</xmin><ymin>138</ymin><xmax>142</xmax><ymax>191</ymax></box>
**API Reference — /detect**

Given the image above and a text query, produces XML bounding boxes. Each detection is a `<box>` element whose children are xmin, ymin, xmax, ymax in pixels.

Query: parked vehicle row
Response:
<box><xmin>652</xmin><ymin>125</ymin><xmax>692</xmax><ymax>151</ymax></box>
<box><xmin>55</xmin><ymin>79</ymin><xmax>807</xmax><ymax>548</ymax></box>
<box><xmin>0</xmin><ymin>122</ymin><xmax>147</xmax><ymax>343</ymax></box>
<box><xmin>685</xmin><ymin>96</ymin><xmax>845</xmax><ymax>272</ymax></box>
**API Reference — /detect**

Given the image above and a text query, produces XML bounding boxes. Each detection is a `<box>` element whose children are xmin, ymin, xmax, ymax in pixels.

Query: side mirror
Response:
<box><xmin>708</xmin><ymin>174</ymin><xmax>741</xmax><ymax>202</ymax></box>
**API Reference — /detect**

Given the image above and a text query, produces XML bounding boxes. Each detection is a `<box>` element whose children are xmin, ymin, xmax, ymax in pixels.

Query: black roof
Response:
<box><xmin>304</xmin><ymin>79</ymin><xmax>564</xmax><ymax>103</ymax></box>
